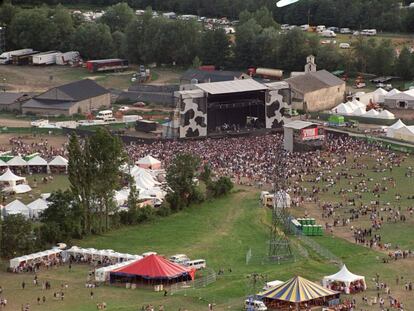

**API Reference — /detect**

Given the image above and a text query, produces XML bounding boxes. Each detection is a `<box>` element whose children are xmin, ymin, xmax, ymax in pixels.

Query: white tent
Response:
<box><xmin>372</xmin><ymin>88</ymin><xmax>388</xmax><ymax>103</ymax></box>
<box><xmin>362</xmin><ymin>109</ymin><xmax>380</xmax><ymax>118</ymax></box>
<box><xmin>48</xmin><ymin>156</ymin><xmax>68</xmax><ymax>167</ymax></box>
<box><xmin>27</xmin><ymin>155</ymin><xmax>48</xmax><ymax>166</ymax></box>
<box><xmin>387</xmin><ymin>119</ymin><xmax>406</xmax><ymax>138</ymax></box>
<box><xmin>352</xmin><ymin>98</ymin><xmax>366</xmax><ymax>109</ymax></box>
<box><xmin>12</xmin><ymin>184</ymin><xmax>32</xmax><ymax>194</ymax></box>
<box><xmin>377</xmin><ymin>110</ymin><xmax>395</xmax><ymax>120</ymax></box>
<box><xmin>114</xmin><ymin>188</ymin><xmax>130</xmax><ymax>207</ymax></box>
<box><xmin>351</xmin><ymin>107</ymin><xmax>366</xmax><ymax>116</ymax></box>
<box><xmin>322</xmin><ymin>265</ymin><xmax>366</xmax><ymax>294</ymax></box>
<box><xmin>387</xmin><ymin>88</ymin><xmax>400</xmax><ymax>96</ymax></box>
<box><xmin>27</xmin><ymin>198</ymin><xmax>49</xmax><ymax>218</ymax></box>
<box><xmin>0</xmin><ymin>159</ymin><xmax>8</xmax><ymax>167</ymax></box>
<box><xmin>392</xmin><ymin>126</ymin><xmax>414</xmax><ymax>143</ymax></box>
<box><xmin>0</xmin><ymin>168</ymin><xmax>25</xmax><ymax>183</ymax></box>
<box><xmin>345</xmin><ymin>101</ymin><xmax>359</xmax><ymax>111</ymax></box>
<box><xmin>7</xmin><ymin>156</ymin><xmax>27</xmax><ymax>167</ymax></box>
<box><xmin>4</xmin><ymin>199</ymin><xmax>30</xmax><ymax>218</ymax></box>
<box><xmin>136</xmin><ymin>155</ymin><xmax>161</xmax><ymax>170</ymax></box>
<box><xmin>332</xmin><ymin>103</ymin><xmax>354</xmax><ymax>115</ymax></box>
<box><xmin>9</xmin><ymin>249</ymin><xmax>62</xmax><ymax>269</ymax></box>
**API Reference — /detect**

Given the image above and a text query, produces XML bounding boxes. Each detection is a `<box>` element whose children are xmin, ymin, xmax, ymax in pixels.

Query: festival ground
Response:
<box><xmin>1</xmin><ymin>176</ymin><xmax>414</xmax><ymax>310</ymax></box>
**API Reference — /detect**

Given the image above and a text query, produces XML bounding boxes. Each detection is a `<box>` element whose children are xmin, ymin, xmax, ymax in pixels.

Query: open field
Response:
<box><xmin>0</xmin><ymin>65</ymin><xmax>183</xmax><ymax>93</ymax></box>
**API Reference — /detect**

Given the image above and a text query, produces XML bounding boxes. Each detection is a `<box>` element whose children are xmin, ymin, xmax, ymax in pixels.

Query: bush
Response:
<box><xmin>207</xmin><ymin>177</ymin><xmax>234</xmax><ymax>198</ymax></box>
<box><xmin>156</xmin><ymin>203</ymin><xmax>172</xmax><ymax>217</ymax></box>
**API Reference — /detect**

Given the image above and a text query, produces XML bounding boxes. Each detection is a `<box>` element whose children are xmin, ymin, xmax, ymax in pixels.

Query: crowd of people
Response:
<box><xmin>1</xmin><ymin>136</ymin><xmax>68</xmax><ymax>159</ymax></box>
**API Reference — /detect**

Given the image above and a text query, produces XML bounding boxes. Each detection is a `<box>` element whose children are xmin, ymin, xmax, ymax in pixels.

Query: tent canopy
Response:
<box><xmin>363</xmin><ymin>109</ymin><xmax>379</xmax><ymax>117</ymax></box>
<box><xmin>4</xmin><ymin>199</ymin><xmax>30</xmax><ymax>217</ymax></box>
<box><xmin>27</xmin><ymin>198</ymin><xmax>48</xmax><ymax>211</ymax></box>
<box><xmin>389</xmin><ymin>119</ymin><xmax>406</xmax><ymax>130</ymax></box>
<box><xmin>49</xmin><ymin>155</ymin><xmax>68</xmax><ymax>166</ymax></box>
<box><xmin>112</xmin><ymin>254</ymin><xmax>193</xmax><ymax>279</ymax></box>
<box><xmin>332</xmin><ymin>103</ymin><xmax>353</xmax><ymax>115</ymax></box>
<box><xmin>323</xmin><ymin>265</ymin><xmax>365</xmax><ymax>285</ymax></box>
<box><xmin>377</xmin><ymin>110</ymin><xmax>395</xmax><ymax>120</ymax></box>
<box><xmin>27</xmin><ymin>155</ymin><xmax>48</xmax><ymax>166</ymax></box>
<box><xmin>259</xmin><ymin>276</ymin><xmax>338</xmax><ymax>303</ymax></box>
<box><xmin>0</xmin><ymin>168</ymin><xmax>25</xmax><ymax>182</ymax></box>
<box><xmin>0</xmin><ymin>159</ymin><xmax>8</xmax><ymax>167</ymax></box>
<box><xmin>7</xmin><ymin>156</ymin><xmax>27</xmax><ymax>166</ymax></box>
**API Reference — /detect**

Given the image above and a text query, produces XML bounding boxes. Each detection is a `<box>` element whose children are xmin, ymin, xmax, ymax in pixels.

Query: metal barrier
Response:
<box><xmin>297</xmin><ymin>235</ymin><xmax>343</xmax><ymax>266</ymax></box>
<box><xmin>169</xmin><ymin>268</ymin><xmax>217</xmax><ymax>294</ymax></box>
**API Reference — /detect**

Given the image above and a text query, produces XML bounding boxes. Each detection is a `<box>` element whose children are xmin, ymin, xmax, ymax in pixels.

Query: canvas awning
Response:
<box><xmin>0</xmin><ymin>168</ymin><xmax>25</xmax><ymax>182</ymax></box>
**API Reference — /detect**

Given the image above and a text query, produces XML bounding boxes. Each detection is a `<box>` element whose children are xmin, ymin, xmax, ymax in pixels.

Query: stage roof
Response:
<box><xmin>283</xmin><ymin>120</ymin><xmax>317</xmax><ymax>130</ymax></box>
<box><xmin>195</xmin><ymin>79</ymin><xmax>267</xmax><ymax>95</ymax></box>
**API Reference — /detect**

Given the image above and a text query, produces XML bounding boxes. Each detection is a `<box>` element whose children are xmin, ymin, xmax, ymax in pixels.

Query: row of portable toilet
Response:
<box><xmin>297</xmin><ymin>218</ymin><xmax>316</xmax><ymax>225</ymax></box>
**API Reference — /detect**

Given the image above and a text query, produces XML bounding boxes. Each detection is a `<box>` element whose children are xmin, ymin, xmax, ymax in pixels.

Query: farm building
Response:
<box><xmin>286</xmin><ymin>70</ymin><xmax>346</xmax><ymax>112</ymax></box>
<box><xmin>22</xmin><ymin>79</ymin><xmax>110</xmax><ymax>116</ymax></box>
<box><xmin>0</xmin><ymin>92</ymin><xmax>33</xmax><ymax>112</ymax></box>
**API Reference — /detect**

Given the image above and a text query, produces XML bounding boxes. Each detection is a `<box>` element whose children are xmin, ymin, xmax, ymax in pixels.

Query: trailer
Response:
<box><xmin>0</xmin><ymin>49</ymin><xmax>33</xmax><ymax>65</ymax></box>
<box><xmin>55</xmin><ymin>51</ymin><xmax>81</xmax><ymax>65</ymax></box>
<box><xmin>31</xmin><ymin>51</ymin><xmax>60</xmax><ymax>65</ymax></box>
<box><xmin>12</xmin><ymin>51</ymin><xmax>39</xmax><ymax>65</ymax></box>
<box><xmin>248</xmin><ymin>67</ymin><xmax>283</xmax><ymax>80</ymax></box>
<box><xmin>86</xmin><ymin>59</ymin><xmax>129</xmax><ymax>73</ymax></box>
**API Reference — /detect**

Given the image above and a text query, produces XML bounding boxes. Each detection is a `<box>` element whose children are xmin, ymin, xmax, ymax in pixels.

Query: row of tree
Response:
<box><xmin>6</xmin><ymin>0</ymin><xmax>414</xmax><ymax>32</ymax></box>
<box><xmin>2</xmin><ymin>1</ymin><xmax>414</xmax><ymax>78</ymax></box>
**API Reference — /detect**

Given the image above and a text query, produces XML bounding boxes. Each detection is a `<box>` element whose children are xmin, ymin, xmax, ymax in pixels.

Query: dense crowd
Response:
<box><xmin>0</xmin><ymin>136</ymin><xmax>68</xmax><ymax>160</ymax></box>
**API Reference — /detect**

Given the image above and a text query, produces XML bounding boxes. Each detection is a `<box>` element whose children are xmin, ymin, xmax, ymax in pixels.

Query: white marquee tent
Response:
<box><xmin>9</xmin><ymin>249</ymin><xmax>62</xmax><ymax>269</ymax></box>
<box><xmin>27</xmin><ymin>198</ymin><xmax>49</xmax><ymax>218</ymax></box>
<box><xmin>322</xmin><ymin>265</ymin><xmax>366</xmax><ymax>294</ymax></box>
<box><xmin>387</xmin><ymin>88</ymin><xmax>400</xmax><ymax>97</ymax></box>
<box><xmin>7</xmin><ymin>156</ymin><xmax>27</xmax><ymax>167</ymax></box>
<box><xmin>387</xmin><ymin>120</ymin><xmax>406</xmax><ymax>138</ymax></box>
<box><xmin>95</xmin><ymin>259</ymin><xmax>139</xmax><ymax>282</ymax></box>
<box><xmin>136</xmin><ymin>155</ymin><xmax>161</xmax><ymax>170</ymax></box>
<box><xmin>372</xmin><ymin>88</ymin><xmax>388</xmax><ymax>103</ymax></box>
<box><xmin>3</xmin><ymin>199</ymin><xmax>30</xmax><ymax>218</ymax></box>
<box><xmin>0</xmin><ymin>159</ymin><xmax>8</xmax><ymax>167</ymax></box>
<box><xmin>27</xmin><ymin>155</ymin><xmax>48</xmax><ymax>166</ymax></box>
<box><xmin>0</xmin><ymin>168</ymin><xmax>31</xmax><ymax>194</ymax></box>
<box><xmin>331</xmin><ymin>103</ymin><xmax>354</xmax><ymax>115</ymax></box>
<box><xmin>363</xmin><ymin>109</ymin><xmax>380</xmax><ymax>118</ymax></box>
<box><xmin>48</xmin><ymin>156</ymin><xmax>68</xmax><ymax>167</ymax></box>
<box><xmin>351</xmin><ymin>107</ymin><xmax>366</xmax><ymax>116</ymax></box>
<box><xmin>377</xmin><ymin>110</ymin><xmax>395</xmax><ymax>120</ymax></box>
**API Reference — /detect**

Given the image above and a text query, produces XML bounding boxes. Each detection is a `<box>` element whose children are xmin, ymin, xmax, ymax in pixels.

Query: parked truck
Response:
<box><xmin>0</xmin><ymin>49</ymin><xmax>33</xmax><ymax>64</ymax></box>
<box><xmin>31</xmin><ymin>51</ymin><xmax>60</xmax><ymax>65</ymax></box>
<box><xmin>55</xmin><ymin>51</ymin><xmax>81</xmax><ymax>65</ymax></box>
<box><xmin>86</xmin><ymin>59</ymin><xmax>129</xmax><ymax>73</ymax></box>
<box><xmin>12</xmin><ymin>51</ymin><xmax>39</xmax><ymax>65</ymax></box>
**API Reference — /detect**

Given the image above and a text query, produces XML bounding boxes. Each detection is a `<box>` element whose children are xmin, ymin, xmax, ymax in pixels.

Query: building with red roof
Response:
<box><xmin>109</xmin><ymin>254</ymin><xmax>195</xmax><ymax>286</ymax></box>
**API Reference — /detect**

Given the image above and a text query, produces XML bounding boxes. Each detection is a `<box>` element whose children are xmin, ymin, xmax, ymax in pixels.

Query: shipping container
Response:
<box><xmin>86</xmin><ymin>59</ymin><xmax>128</xmax><ymax>73</ymax></box>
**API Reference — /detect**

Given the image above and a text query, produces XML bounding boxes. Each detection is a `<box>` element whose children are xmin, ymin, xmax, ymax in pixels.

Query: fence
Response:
<box><xmin>169</xmin><ymin>268</ymin><xmax>217</xmax><ymax>294</ymax></box>
<box><xmin>297</xmin><ymin>235</ymin><xmax>343</xmax><ymax>266</ymax></box>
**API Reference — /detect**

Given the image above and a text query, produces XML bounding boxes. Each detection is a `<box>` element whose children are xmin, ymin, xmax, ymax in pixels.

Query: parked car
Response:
<box><xmin>244</xmin><ymin>299</ymin><xmax>267</xmax><ymax>311</ymax></box>
<box><xmin>340</xmin><ymin>28</ymin><xmax>352</xmax><ymax>34</ymax></box>
<box><xmin>339</xmin><ymin>43</ymin><xmax>351</xmax><ymax>49</ymax></box>
<box><xmin>119</xmin><ymin>106</ymin><xmax>130</xmax><ymax>112</ymax></box>
<box><xmin>133</xmin><ymin>101</ymin><xmax>146</xmax><ymax>107</ymax></box>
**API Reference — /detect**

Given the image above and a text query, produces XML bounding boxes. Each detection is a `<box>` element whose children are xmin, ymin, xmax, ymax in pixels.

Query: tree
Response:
<box><xmin>112</xmin><ymin>30</ymin><xmax>126</xmax><ymax>58</ymax></box>
<box><xmin>192</xmin><ymin>56</ymin><xmax>202</xmax><ymax>68</ymax></box>
<box><xmin>395</xmin><ymin>47</ymin><xmax>414</xmax><ymax>80</ymax></box>
<box><xmin>68</xmin><ymin>133</ymin><xmax>93</xmax><ymax>235</ymax></box>
<box><xmin>199</xmin><ymin>29</ymin><xmax>230</xmax><ymax>68</ymax></box>
<box><xmin>1</xmin><ymin>215</ymin><xmax>35</xmax><ymax>258</ymax></box>
<box><xmin>72</xmin><ymin>23</ymin><xmax>114</xmax><ymax>59</ymax></box>
<box><xmin>100</xmin><ymin>2</ymin><xmax>136</xmax><ymax>33</ymax></box>
<box><xmin>9</xmin><ymin>7</ymin><xmax>58</xmax><ymax>51</ymax></box>
<box><xmin>207</xmin><ymin>177</ymin><xmax>234</xmax><ymax>197</ymax></box>
<box><xmin>234</xmin><ymin>18</ymin><xmax>262</xmax><ymax>67</ymax></box>
<box><xmin>0</xmin><ymin>1</ymin><xmax>19</xmax><ymax>27</ymax></box>
<box><xmin>166</xmin><ymin>153</ymin><xmax>201</xmax><ymax>210</ymax></box>
<box><xmin>278</xmin><ymin>29</ymin><xmax>310</xmax><ymax>71</ymax></box>
<box><xmin>40</xmin><ymin>190</ymin><xmax>81</xmax><ymax>245</ymax></box>
<box><xmin>88</xmin><ymin>128</ymin><xmax>125</xmax><ymax>232</ymax></box>
<box><xmin>52</xmin><ymin>5</ymin><xmax>74</xmax><ymax>51</ymax></box>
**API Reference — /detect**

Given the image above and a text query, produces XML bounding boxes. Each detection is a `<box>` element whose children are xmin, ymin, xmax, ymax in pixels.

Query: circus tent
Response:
<box><xmin>259</xmin><ymin>276</ymin><xmax>339</xmax><ymax>310</ymax></box>
<box><xmin>109</xmin><ymin>254</ymin><xmax>195</xmax><ymax>286</ymax></box>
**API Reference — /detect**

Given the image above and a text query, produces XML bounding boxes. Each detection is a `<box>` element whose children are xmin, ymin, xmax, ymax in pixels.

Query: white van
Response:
<box><xmin>186</xmin><ymin>259</ymin><xmax>206</xmax><ymax>270</ymax></box>
<box><xmin>321</xmin><ymin>30</ymin><xmax>336</xmax><ymax>38</ymax></box>
<box><xmin>96</xmin><ymin>110</ymin><xmax>115</xmax><ymax>122</ymax></box>
<box><xmin>316</xmin><ymin>25</ymin><xmax>326</xmax><ymax>32</ymax></box>
<box><xmin>169</xmin><ymin>254</ymin><xmax>190</xmax><ymax>263</ymax></box>
<box><xmin>361</xmin><ymin>29</ymin><xmax>377</xmax><ymax>36</ymax></box>
<box><xmin>244</xmin><ymin>299</ymin><xmax>267</xmax><ymax>311</ymax></box>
